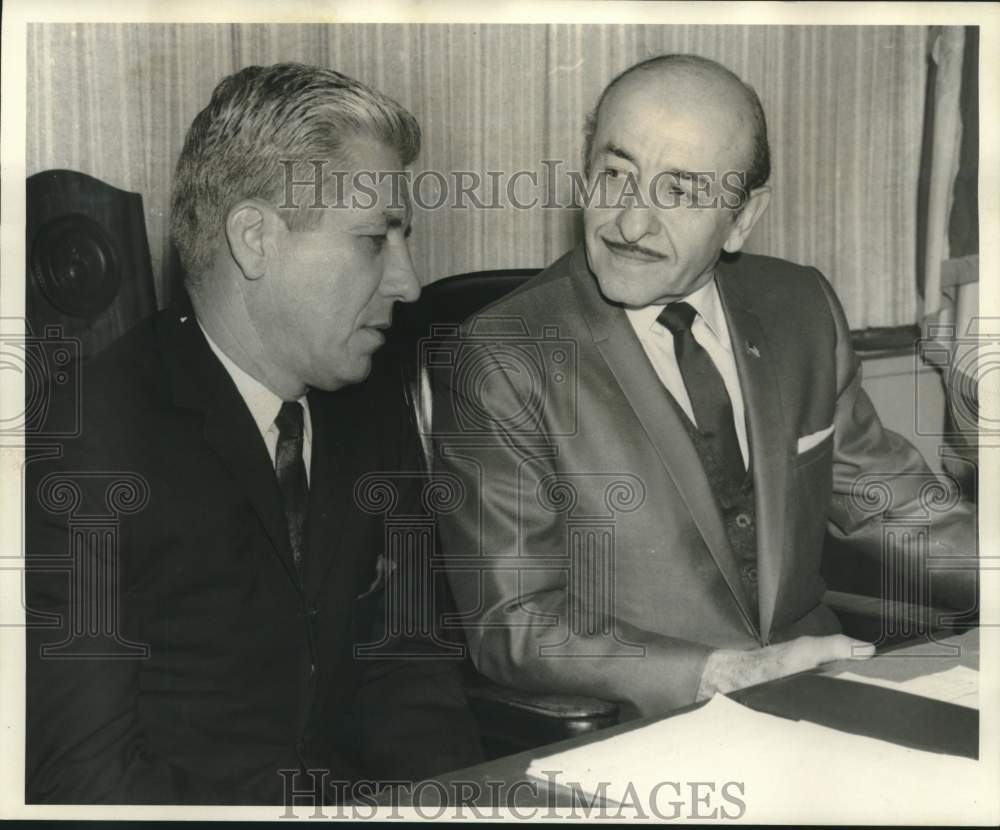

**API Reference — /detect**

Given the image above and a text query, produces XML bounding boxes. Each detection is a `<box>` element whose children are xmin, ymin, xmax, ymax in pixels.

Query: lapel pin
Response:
<box><xmin>746</xmin><ymin>341</ymin><xmax>760</xmax><ymax>359</ymax></box>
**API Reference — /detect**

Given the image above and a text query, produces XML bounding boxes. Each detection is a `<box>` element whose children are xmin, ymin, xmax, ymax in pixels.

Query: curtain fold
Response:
<box><xmin>27</xmin><ymin>23</ymin><xmax>927</xmax><ymax>327</ymax></box>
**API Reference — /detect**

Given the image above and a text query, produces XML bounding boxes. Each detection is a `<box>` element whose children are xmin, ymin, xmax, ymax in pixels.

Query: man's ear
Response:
<box><xmin>723</xmin><ymin>186</ymin><xmax>771</xmax><ymax>254</ymax></box>
<box><xmin>225</xmin><ymin>200</ymin><xmax>281</xmax><ymax>281</ymax></box>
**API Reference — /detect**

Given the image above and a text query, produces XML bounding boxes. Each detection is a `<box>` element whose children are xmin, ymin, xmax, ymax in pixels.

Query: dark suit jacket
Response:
<box><xmin>25</xmin><ymin>308</ymin><xmax>482</xmax><ymax>804</ymax></box>
<box><xmin>434</xmin><ymin>245</ymin><xmax>976</xmax><ymax>717</ymax></box>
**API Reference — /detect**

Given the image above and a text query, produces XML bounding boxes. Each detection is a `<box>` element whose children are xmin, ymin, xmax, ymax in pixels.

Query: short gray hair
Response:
<box><xmin>171</xmin><ymin>62</ymin><xmax>421</xmax><ymax>282</ymax></box>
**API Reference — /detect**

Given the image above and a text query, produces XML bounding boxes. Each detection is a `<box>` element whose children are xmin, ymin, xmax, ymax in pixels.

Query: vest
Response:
<box><xmin>667</xmin><ymin>395</ymin><xmax>760</xmax><ymax>622</ymax></box>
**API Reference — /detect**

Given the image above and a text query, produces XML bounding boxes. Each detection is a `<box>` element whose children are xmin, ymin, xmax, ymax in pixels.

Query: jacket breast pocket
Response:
<box><xmin>787</xmin><ymin>432</ymin><xmax>834</xmax><ymax>571</ymax></box>
<box><xmin>792</xmin><ymin>429</ymin><xmax>834</xmax><ymax>471</ymax></box>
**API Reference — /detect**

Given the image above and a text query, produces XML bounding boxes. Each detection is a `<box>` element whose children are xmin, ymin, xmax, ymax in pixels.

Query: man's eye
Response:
<box><xmin>364</xmin><ymin>234</ymin><xmax>387</xmax><ymax>252</ymax></box>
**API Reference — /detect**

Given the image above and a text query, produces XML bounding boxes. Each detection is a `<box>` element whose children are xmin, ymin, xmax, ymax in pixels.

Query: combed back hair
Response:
<box><xmin>582</xmin><ymin>53</ymin><xmax>771</xmax><ymax>205</ymax></box>
<box><xmin>170</xmin><ymin>62</ymin><xmax>421</xmax><ymax>282</ymax></box>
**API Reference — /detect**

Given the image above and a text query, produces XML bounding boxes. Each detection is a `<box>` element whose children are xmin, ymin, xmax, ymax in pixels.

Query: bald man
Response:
<box><xmin>433</xmin><ymin>54</ymin><xmax>975</xmax><ymax>716</ymax></box>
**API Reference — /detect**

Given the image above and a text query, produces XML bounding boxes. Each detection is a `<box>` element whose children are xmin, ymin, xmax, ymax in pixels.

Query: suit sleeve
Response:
<box><xmin>351</xmin><ymin>371</ymin><xmax>484</xmax><ymax>780</ymax></box>
<box><xmin>432</xmin><ymin>336</ymin><xmax>712</xmax><ymax>717</ymax></box>
<box><xmin>816</xmin><ymin>271</ymin><xmax>977</xmax><ymax>611</ymax></box>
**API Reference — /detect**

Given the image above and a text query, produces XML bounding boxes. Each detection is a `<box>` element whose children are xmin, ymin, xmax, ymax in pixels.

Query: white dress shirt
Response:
<box><xmin>198</xmin><ymin>320</ymin><xmax>313</xmax><ymax>482</ymax></box>
<box><xmin>625</xmin><ymin>278</ymin><xmax>750</xmax><ymax>468</ymax></box>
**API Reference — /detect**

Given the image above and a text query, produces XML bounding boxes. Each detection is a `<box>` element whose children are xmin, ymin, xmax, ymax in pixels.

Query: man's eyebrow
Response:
<box><xmin>600</xmin><ymin>143</ymin><xmax>639</xmax><ymax>167</ymax></box>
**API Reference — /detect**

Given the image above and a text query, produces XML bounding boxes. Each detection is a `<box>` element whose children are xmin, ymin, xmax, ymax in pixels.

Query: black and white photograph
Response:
<box><xmin>1</xmin><ymin>0</ymin><xmax>997</xmax><ymax>822</ymax></box>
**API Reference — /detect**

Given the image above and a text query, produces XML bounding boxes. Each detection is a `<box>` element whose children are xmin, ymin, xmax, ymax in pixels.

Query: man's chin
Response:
<box><xmin>311</xmin><ymin>358</ymin><xmax>373</xmax><ymax>393</ymax></box>
<box><xmin>592</xmin><ymin>270</ymin><xmax>665</xmax><ymax>309</ymax></box>
<box><xmin>345</xmin><ymin>357</ymin><xmax>374</xmax><ymax>385</ymax></box>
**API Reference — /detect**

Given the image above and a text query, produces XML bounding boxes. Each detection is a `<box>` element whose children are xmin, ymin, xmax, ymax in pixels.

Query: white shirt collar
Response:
<box><xmin>625</xmin><ymin>276</ymin><xmax>731</xmax><ymax>351</ymax></box>
<box><xmin>197</xmin><ymin>320</ymin><xmax>312</xmax><ymax>442</ymax></box>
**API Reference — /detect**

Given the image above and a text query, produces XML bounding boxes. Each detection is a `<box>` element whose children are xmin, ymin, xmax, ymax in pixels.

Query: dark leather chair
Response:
<box><xmin>384</xmin><ymin>270</ymin><xmax>622</xmax><ymax>759</ymax></box>
<box><xmin>387</xmin><ymin>269</ymin><xmax>541</xmax><ymax>469</ymax></box>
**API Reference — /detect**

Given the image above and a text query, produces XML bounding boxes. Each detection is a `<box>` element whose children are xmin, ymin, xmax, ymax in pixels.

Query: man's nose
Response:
<box><xmin>381</xmin><ymin>241</ymin><xmax>421</xmax><ymax>303</ymax></box>
<box><xmin>616</xmin><ymin>204</ymin><xmax>661</xmax><ymax>244</ymax></box>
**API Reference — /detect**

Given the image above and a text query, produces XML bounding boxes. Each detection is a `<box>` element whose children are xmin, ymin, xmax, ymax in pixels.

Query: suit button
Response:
<box><xmin>742</xmin><ymin>563</ymin><xmax>758</xmax><ymax>582</ymax></box>
<box><xmin>307</xmin><ymin>606</ymin><xmax>320</xmax><ymax>621</ymax></box>
<box><xmin>310</xmin><ymin>663</ymin><xmax>318</xmax><ymax>679</ymax></box>
<box><xmin>735</xmin><ymin>512</ymin><xmax>752</xmax><ymax>528</ymax></box>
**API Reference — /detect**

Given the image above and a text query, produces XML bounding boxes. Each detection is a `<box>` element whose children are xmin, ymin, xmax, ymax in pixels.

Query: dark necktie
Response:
<box><xmin>657</xmin><ymin>301</ymin><xmax>746</xmax><ymax>484</ymax></box>
<box><xmin>275</xmin><ymin>401</ymin><xmax>309</xmax><ymax>574</ymax></box>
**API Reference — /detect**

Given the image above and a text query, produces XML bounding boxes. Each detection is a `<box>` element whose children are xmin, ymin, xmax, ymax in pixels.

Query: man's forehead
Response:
<box><xmin>614</xmin><ymin>61</ymin><xmax>748</xmax><ymax>104</ymax></box>
<box><xmin>381</xmin><ymin>177</ymin><xmax>413</xmax><ymax>219</ymax></box>
<box><xmin>341</xmin><ymin>169</ymin><xmax>413</xmax><ymax>214</ymax></box>
<box><xmin>595</xmin><ymin>71</ymin><xmax>752</xmax><ymax>168</ymax></box>
<box><xmin>606</xmin><ymin>70</ymin><xmax>745</xmax><ymax>123</ymax></box>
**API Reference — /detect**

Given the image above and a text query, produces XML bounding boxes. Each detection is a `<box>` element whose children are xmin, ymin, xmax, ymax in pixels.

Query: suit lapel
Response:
<box><xmin>158</xmin><ymin>311</ymin><xmax>301</xmax><ymax>590</ymax></box>
<box><xmin>303</xmin><ymin>387</ymin><xmax>373</xmax><ymax>608</ymax></box>
<box><xmin>717</xmin><ymin>260</ymin><xmax>789</xmax><ymax>644</ymax></box>
<box><xmin>302</xmin><ymin>390</ymin><xmax>336</xmax><ymax>599</ymax></box>
<box><xmin>569</xmin><ymin>248</ymin><xmax>759</xmax><ymax>639</ymax></box>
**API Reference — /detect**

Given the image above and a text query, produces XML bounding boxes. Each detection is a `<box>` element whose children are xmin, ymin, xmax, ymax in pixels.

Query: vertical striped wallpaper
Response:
<box><xmin>27</xmin><ymin>23</ymin><xmax>927</xmax><ymax>327</ymax></box>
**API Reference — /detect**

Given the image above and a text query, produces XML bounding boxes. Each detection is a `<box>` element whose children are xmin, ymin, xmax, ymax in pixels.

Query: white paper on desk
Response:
<box><xmin>526</xmin><ymin>695</ymin><xmax>984</xmax><ymax>824</ymax></box>
<box><xmin>833</xmin><ymin>665</ymin><xmax>979</xmax><ymax>709</ymax></box>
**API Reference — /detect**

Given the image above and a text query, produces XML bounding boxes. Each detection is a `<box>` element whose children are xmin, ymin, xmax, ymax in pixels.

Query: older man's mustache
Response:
<box><xmin>602</xmin><ymin>238</ymin><xmax>668</xmax><ymax>260</ymax></box>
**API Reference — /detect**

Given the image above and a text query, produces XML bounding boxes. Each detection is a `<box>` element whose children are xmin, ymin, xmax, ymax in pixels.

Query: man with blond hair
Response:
<box><xmin>27</xmin><ymin>62</ymin><xmax>481</xmax><ymax>805</ymax></box>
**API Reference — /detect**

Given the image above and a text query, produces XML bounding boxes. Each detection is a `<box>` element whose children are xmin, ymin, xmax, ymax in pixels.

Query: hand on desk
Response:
<box><xmin>696</xmin><ymin>634</ymin><xmax>875</xmax><ymax>700</ymax></box>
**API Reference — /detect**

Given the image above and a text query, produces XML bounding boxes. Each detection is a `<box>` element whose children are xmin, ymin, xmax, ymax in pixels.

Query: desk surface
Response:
<box><xmin>380</xmin><ymin>629</ymin><xmax>979</xmax><ymax>809</ymax></box>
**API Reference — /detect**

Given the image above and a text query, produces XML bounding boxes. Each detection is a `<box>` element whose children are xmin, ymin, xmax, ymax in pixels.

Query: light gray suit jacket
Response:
<box><xmin>433</xmin><ymin>246</ymin><xmax>975</xmax><ymax>716</ymax></box>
